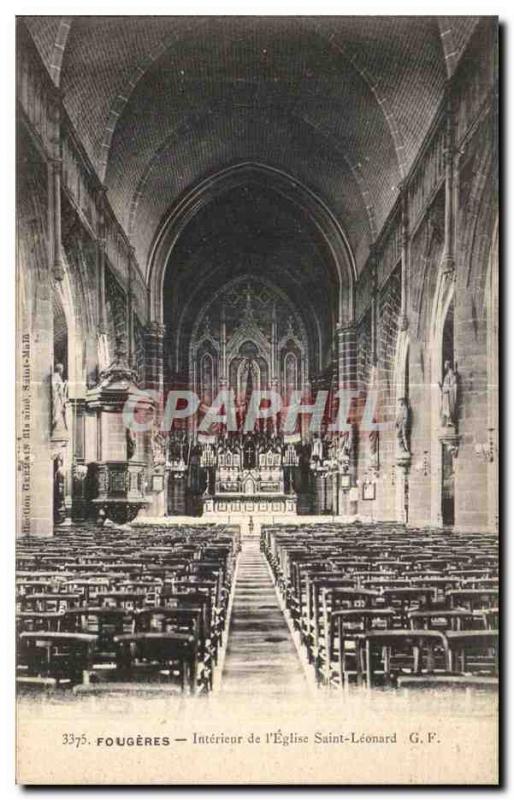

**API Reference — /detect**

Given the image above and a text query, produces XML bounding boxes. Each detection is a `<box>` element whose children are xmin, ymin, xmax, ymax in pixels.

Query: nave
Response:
<box><xmin>14</xmin><ymin>16</ymin><xmax>499</xmax><ymax>784</ymax></box>
<box><xmin>17</xmin><ymin>17</ymin><xmax>498</xmax><ymax>539</ymax></box>
<box><xmin>16</xmin><ymin>521</ymin><xmax>498</xmax><ymax>700</ymax></box>
<box><xmin>221</xmin><ymin>538</ymin><xmax>307</xmax><ymax>696</ymax></box>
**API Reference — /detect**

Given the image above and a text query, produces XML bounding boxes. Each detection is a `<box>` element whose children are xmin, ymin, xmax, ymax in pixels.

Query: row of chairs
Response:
<box><xmin>261</xmin><ymin>523</ymin><xmax>498</xmax><ymax>689</ymax></box>
<box><xmin>16</xmin><ymin>524</ymin><xmax>240</xmax><ymax>695</ymax></box>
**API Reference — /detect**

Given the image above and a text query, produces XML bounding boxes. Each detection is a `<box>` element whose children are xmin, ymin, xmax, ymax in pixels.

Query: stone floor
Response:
<box><xmin>221</xmin><ymin>538</ymin><xmax>307</xmax><ymax>696</ymax></box>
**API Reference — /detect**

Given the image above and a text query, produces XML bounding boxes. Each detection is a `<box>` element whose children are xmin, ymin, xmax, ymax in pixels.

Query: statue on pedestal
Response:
<box><xmin>368</xmin><ymin>429</ymin><xmax>380</xmax><ymax>473</ymax></box>
<box><xmin>311</xmin><ymin>434</ymin><xmax>323</xmax><ymax>463</ymax></box>
<box><xmin>126</xmin><ymin>427</ymin><xmax>136</xmax><ymax>459</ymax></box>
<box><xmin>151</xmin><ymin>429</ymin><xmax>167</xmax><ymax>466</ymax></box>
<box><xmin>337</xmin><ymin>431</ymin><xmax>352</xmax><ymax>471</ymax></box>
<box><xmin>51</xmin><ymin>363</ymin><xmax>68</xmax><ymax>435</ymax></box>
<box><xmin>439</xmin><ymin>360</ymin><xmax>458</xmax><ymax>427</ymax></box>
<box><xmin>395</xmin><ymin>397</ymin><xmax>411</xmax><ymax>454</ymax></box>
<box><xmin>53</xmin><ymin>453</ymin><xmax>66</xmax><ymax>523</ymax></box>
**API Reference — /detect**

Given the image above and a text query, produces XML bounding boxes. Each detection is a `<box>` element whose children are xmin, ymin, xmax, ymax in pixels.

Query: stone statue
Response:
<box><xmin>340</xmin><ymin>431</ymin><xmax>352</xmax><ymax>456</ymax></box>
<box><xmin>51</xmin><ymin>363</ymin><xmax>68</xmax><ymax>434</ymax></box>
<box><xmin>311</xmin><ymin>435</ymin><xmax>323</xmax><ymax>462</ymax></box>
<box><xmin>126</xmin><ymin>427</ymin><xmax>136</xmax><ymax>459</ymax></box>
<box><xmin>395</xmin><ymin>397</ymin><xmax>410</xmax><ymax>453</ymax></box>
<box><xmin>151</xmin><ymin>429</ymin><xmax>167</xmax><ymax>466</ymax></box>
<box><xmin>369</xmin><ymin>429</ymin><xmax>379</xmax><ymax>456</ymax></box>
<box><xmin>337</xmin><ymin>431</ymin><xmax>352</xmax><ymax>471</ymax></box>
<box><xmin>368</xmin><ymin>429</ymin><xmax>379</xmax><ymax>472</ymax></box>
<box><xmin>53</xmin><ymin>453</ymin><xmax>66</xmax><ymax>523</ymax></box>
<box><xmin>439</xmin><ymin>360</ymin><xmax>458</xmax><ymax>427</ymax></box>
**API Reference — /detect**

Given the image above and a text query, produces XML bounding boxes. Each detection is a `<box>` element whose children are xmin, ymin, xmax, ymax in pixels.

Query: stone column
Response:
<box><xmin>168</xmin><ymin>471</ymin><xmax>187</xmax><ymax>515</ymax></box>
<box><xmin>441</xmin><ymin>90</ymin><xmax>457</xmax><ymax>278</ymax></box>
<box><xmin>336</xmin><ymin>322</ymin><xmax>358</xmax><ymax>493</ymax></box>
<box><xmin>220</xmin><ymin>305</ymin><xmax>227</xmax><ymax>389</ymax></box>
<box><xmin>405</xmin><ymin>341</ymin><xmax>432</xmax><ymax>528</ymax></box>
<box><xmin>25</xmin><ymin>223</ymin><xmax>54</xmax><ymax>536</ymax></box>
<box><xmin>270</xmin><ymin>303</ymin><xmax>278</xmax><ymax>387</ymax></box>
<box><xmin>332</xmin><ymin>472</ymin><xmax>339</xmax><ymax>516</ymax></box>
<box><xmin>144</xmin><ymin>321</ymin><xmax>166</xmax><ymax>394</ymax></box>
<box><xmin>48</xmin><ymin>91</ymin><xmax>65</xmax><ymax>283</ymax></box>
<box><xmin>19</xmin><ymin>301</ymin><xmax>54</xmax><ymax>535</ymax></box>
<box><xmin>48</xmin><ymin>159</ymin><xmax>65</xmax><ymax>282</ymax></box>
<box><xmin>313</xmin><ymin>473</ymin><xmax>325</xmax><ymax>515</ymax></box>
<box><xmin>397</xmin><ymin>185</ymin><xmax>412</xmax><ymax>517</ymax></box>
<box><xmin>95</xmin><ymin>187</ymin><xmax>107</xmax><ymax>337</ymax></box>
<box><xmin>399</xmin><ymin>183</ymin><xmax>410</xmax><ymax>332</ymax></box>
<box><xmin>127</xmin><ymin>246</ymin><xmax>135</xmax><ymax>367</ymax></box>
<box><xmin>68</xmin><ymin>399</ymin><xmax>88</xmax><ymax>520</ymax></box>
<box><xmin>337</xmin><ymin>322</ymin><xmax>357</xmax><ymax>393</ymax></box>
<box><xmin>370</xmin><ymin>248</ymin><xmax>378</xmax><ymax>368</ymax></box>
<box><xmin>143</xmin><ymin>322</ymin><xmax>167</xmax><ymax>517</ymax></box>
<box><xmin>453</xmin><ymin>263</ymin><xmax>489</xmax><ymax>532</ymax></box>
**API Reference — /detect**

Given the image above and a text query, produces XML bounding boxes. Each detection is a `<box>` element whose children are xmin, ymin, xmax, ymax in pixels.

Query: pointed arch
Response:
<box><xmin>148</xmin><ymin>162</ymin><xmax>356</xmax><ymax>328</ymax></box>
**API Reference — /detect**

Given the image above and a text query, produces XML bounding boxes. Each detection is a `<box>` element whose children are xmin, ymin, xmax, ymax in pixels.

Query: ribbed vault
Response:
<box><xmin>162</xmin><ymin>180</ymin><xmax>339</xmax><ymax>380</ymax></box>
<box><xmin>24</xmin><ymin>15</ymin><xmax>480</xmax><ymax>275</ymax></box>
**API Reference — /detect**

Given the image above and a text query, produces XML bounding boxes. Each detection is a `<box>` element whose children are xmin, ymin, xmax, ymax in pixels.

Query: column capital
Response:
<box><xmin>95</xmin><ymin>184</ymin><xmax>108</xmax><ymax>221</ymax></box>
<box><xmin>336</xmin><ymin>321</ymin><xmax>356</xmax><ymax>334</ymax></box>
<box><xmin>50</xmin><ymin>156</ymin><xmax>63</xmax><ymax>173</ymax></box>
<box><xmin>145</xmin><ymin>321</ymin><xmax>166</xmax><ymax>339</ymax></box>
<box><xmin>52</xmin><ymin>257</ymin><xmax>65</xmax><ymax>282</ymax></box>
<box><xmin>398</xmin><ymin>314</ymin><xmax>409</xmax><ymax>332</ymax></box>
<box><xmin>440</xmin><ymin>254</ymin><xmax>456</xmax><ymax>277</ymax></box>
<box><xmin>398</xmin><ymin>178</ymin><xmax>409</xmax><ymax>198</ymax></box>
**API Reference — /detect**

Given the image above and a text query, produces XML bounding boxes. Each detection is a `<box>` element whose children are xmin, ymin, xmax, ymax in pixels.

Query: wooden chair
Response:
<box><xmin>444</xmin><ymin>630</ymin><xmax>499</xmax><ymax>675</ymax></box>
<box><xmin>62</xmin><ymin>607</ymin><xmax>134</xmax><ymax>666</ymax></box>
<box><xmin>19</xmin><ymin>593</ymin><xmax>82</xmax><ymax>613</ymax></box>
<box><xmin>99</xmin><ymin>591</ymin><xmax>148</xmax><ymax>610</ymax></box>
<box><xmin>113</xmin><ymin>632</ymin><xmax>197</xmax><ymax>693</ymax></box>
<box><xmin>134</xmin><ymin>607</ymin><xmax>207</xmax><ymax>690</ymax></box>
<box><xmin>16</xmin><ymin>611</ymin><xmax>64</xmax><ymax>634</ymax></box>
<box><xmin>446</xmin><ymin>589</ymin><xmax>499</xmax><ymax>612</ymax></box>
<box><xmin>329</xmin><ymin>608</ymin><xmax>396</xmax><ymax>687</ymax></box>
<box><xmin>18</xmin><ymin>631</ymin><xmax>98</xmax><ymax>688</ymax></box>
<box><xmin>361</xmin><ymin>629</ymin><xmax>449</xmax><ymax>687</ymax></box>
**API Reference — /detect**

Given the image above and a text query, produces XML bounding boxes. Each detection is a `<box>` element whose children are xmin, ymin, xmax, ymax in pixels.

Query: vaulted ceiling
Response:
<box><xmin>163</xmin><ymin>183</ymin><xmax>338</xmax><ymax>374</ymax></box>
<box><xmin>24</xmin><ymin>15</ymin><xmax>479</xmax><ymax>273</ymax></box>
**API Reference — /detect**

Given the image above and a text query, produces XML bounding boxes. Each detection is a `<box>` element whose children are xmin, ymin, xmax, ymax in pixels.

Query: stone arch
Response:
<box><xmin>429</xmin><ymin>269</ymin><xmax>456</xmax><ymax>527</ymax></box>
<box><xmin>49</xmin><ymin>17</ymin><xmax>72</xmax><ymax>85</ymax></box>
<box><xmin>147</xmin><ymin>162</ymin><xmax>356</xmax><ymax>328</ymax></box>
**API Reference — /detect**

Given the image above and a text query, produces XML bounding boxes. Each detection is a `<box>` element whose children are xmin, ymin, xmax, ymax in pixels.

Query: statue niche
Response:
<box><xmin>51</xmin><ymin>362</ymin><xmax>68</xmax><ymax>438</ymax></box>
<box><xmin>439</xmin><ymin>360</ymin><xmax>459</xmax><ymax>428</ymax></box>
<box><xmin>395</xmin><ymin>397</ymin><xmax>411</xmax><ymax>456</ymax></box>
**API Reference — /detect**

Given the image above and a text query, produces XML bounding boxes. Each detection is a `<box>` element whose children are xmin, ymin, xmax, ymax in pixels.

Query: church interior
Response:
<box><xmin>16</xmin><ymin>17</ymin><xmax>498</xmax><ymax>702</ymax></box>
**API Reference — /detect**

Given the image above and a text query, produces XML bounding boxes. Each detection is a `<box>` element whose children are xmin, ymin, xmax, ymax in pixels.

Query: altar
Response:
<box><xmin>200</xmin><ymin>435</ymin><xmax>298</xmax><ymax>516</ymax></box>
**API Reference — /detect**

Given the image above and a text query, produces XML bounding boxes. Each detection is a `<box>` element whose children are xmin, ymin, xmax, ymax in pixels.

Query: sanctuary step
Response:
<box><xmin>221</xmin><ymin>539</ymin><xmax>306</xmax><ymax>695</ymax></box>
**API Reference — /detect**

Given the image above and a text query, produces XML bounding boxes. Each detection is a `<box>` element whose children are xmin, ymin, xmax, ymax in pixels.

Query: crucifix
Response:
<box><xmin>243</xmin><ymin>438</ymin><xmax>256</xmax><ymax>469</ymax></box>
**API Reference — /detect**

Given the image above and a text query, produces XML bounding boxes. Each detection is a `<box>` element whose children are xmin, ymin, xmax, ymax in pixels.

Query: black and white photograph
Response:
<box><xmin>13</xmin><ymin>11</ymin><xmax>499</xmax><ymax>785</ymax></box>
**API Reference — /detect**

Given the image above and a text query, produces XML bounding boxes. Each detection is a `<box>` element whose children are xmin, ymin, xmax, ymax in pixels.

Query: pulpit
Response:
<box><xmin>94</xmin><ymin>461</ymin><xmax>147</xmax><ymax>524</ymax></box>
<box><xmin>86</xmin><ymin>336</ymin><xmax>153</xmax><ymax>524</ymax></box>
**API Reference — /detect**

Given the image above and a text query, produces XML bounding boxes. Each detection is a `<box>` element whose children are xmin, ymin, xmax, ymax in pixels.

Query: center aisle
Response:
<box><xmin>220</xmin><ymin>537</ymin><xmax>307</xmax><ymax>695</ymax></box>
